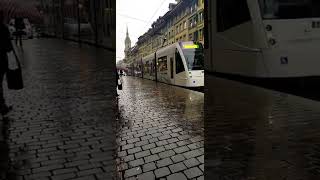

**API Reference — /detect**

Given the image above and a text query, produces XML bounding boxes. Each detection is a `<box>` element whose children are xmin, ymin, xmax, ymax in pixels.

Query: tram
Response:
<box><xmin>142</xmin><ymin>41</ymin><xmax>204</xmax><ymax>87</ymax></box>
<box><xmin>205</xmin><ymin>0</ymin><xmax>320</xmax><ymax>80</ymax></box>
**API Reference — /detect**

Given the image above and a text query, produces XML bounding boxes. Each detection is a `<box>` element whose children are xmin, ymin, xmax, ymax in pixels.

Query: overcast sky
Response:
<box><xmin>116</xmin><ymin>0</ymin><xmax>177</xmax><ymax>62</ymax></box>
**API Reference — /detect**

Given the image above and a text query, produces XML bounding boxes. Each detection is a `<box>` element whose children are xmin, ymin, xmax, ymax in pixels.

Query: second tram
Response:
<box><xmin>141</xmin><ymin>41</ymin><xmax>204</xmax><ymax>88</ymax></box>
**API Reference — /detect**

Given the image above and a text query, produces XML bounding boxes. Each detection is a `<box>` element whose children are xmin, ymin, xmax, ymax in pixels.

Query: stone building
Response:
<box><xmin>125</xmin><ymin>0</ymin><xmax>204</xmax><ymax>66</ymax></box>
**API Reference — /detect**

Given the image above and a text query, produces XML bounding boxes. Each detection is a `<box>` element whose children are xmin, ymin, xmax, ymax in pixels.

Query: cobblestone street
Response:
<box><xmin>1</xmin><ymin>39</ymin><xmax>116</xmax><ymax>180</ymax></box>
<box><xmin>116</xmin><ymin>77</ymin><xmax>204</xmax><ymax>180</ymax></box>
<box><xmin>206</xmin><ymin>75</ymin><xmax>320</xmax><ymax>180</ymax></box>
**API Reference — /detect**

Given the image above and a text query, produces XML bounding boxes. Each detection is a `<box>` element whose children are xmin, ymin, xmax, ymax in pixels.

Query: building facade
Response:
<box><xmin>37</xmin><ymin>0</ymin><xmax>115</xmax><ymax>49</ymax></box>
<box><xmin>124</xmin><ymin>0</ymin><xmax>204</xmax><ymax>66</ymax></box>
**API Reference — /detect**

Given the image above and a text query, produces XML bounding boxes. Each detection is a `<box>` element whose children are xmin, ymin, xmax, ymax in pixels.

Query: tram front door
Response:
<box><xmin>170</xmin><ymin>57</ymin><xmax>175</xmax><ymax>84</ymax></box>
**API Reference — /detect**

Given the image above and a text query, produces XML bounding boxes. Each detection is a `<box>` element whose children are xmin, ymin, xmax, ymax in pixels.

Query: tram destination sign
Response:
<box><xmin>181</xmin><ymin>42</ymin><xmax>200</xmax><ymax>49</ymax></box>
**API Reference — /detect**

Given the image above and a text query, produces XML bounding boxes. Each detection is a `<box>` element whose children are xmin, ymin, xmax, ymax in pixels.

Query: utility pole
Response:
<box><xmin>51</xmin><ymin>0</ymin><xmax>55</xmax><ymax>36</ymax></box>
<box><xmin>77</xmin><ymin>0</ymin><xmax>80</xmax><ymax>43</ymax></box>
<box><xmin>154</xmin><ymin>52</ymin><xmax>157</xmax><ymax>82</ymax></box>
<box><xmin>93</xmin><ymin>0</ymin><xmax>98</xmax><ymax>45</ymax></box>
<box><xmin>60</xmin><ymin>0</ymin><xmax>64</xmax><ymax>39</ymax></box>
<box><xmin>141</xmin><ymin>58</ymin><xmax>144</xmax><ymax>79</ymax></box>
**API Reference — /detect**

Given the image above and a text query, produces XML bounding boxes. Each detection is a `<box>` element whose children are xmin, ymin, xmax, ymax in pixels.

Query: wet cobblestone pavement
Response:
<box><xmin>1</xmin><ymin>39</ymin><xmax>116</xmax><ymax>180</ymax></box>
<box><xmin>206</xmin><ymin>75</ymin><xmax>320</xmax><ymax>180</ymax></box>
<box><xmin>116</xmin><ymin>77</ymin><xmax>204</xmax><ymax>180</ymax></box>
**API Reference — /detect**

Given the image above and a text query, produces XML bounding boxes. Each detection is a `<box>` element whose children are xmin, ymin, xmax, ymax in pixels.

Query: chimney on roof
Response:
<box><xmin>169</xmin><ymin>3</ymin><xmax>176</xmax><ymax>11</ymax></box>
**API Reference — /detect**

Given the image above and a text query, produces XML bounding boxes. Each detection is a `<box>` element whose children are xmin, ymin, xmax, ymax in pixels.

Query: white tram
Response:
<box><xmin>205</xmin><ymin>0</ymin><xmax>320</xmax><ymax>79</ymax></box>
<box><xmin>142</xmin><ymin>41</ymin><xmax>204</xmax><ymax>87</ymax></box>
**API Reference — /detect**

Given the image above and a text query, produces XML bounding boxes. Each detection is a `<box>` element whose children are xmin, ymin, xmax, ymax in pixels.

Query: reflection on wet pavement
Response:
<box><xmin>205</xmin><ymin>75</ymin><xmax>320</xmax><ymax>180</ymax></box>
<box><xmin>117</xmin><ymin>77</ymin><xmax>204</xmax><ymax>179</ymax></box>
<box><xmin>3</xmin><ymin>39</ymin><xmax>116</xmax><ymax>180</ymax></box>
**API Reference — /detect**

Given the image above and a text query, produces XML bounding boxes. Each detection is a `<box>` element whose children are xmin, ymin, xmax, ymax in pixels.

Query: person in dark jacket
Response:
<box><xmin>0</xmin><ymin>11</ymin><xmax>13</xmax><ymax>115</ymax></box>
<box><xmin>14</xmin><ymin>17</ymin><xmax>25</xmax><ymax>47</ymax></box>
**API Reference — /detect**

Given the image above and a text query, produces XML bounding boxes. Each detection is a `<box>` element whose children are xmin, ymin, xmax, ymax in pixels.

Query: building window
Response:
<box><xmin>186</xmin><ymin>7</ymin><xmax>190</xmax><ymax>15</ymax></box>
<box><xmin>194</xmin><ymin>31</ymin><xmax>199</xmax><ymax>41</ymax></box>
<box><xmin>199</xmin><ymin>29</ymin><xmax>203</xmax><ymax>40</ymax></box>
<box><xmin>184</xmin><ymin>21</ymin><xmax>187</xmax><ymax>29</ymax></box>
<box><xmin>189</xmin><ymin>15</ymin><xmax>197</xmax><ymax>29</ymax></box>
<box><xmin>199</xmin><ymin>11</ymin><xmax>203</xmax><ymax>22</ymax></box>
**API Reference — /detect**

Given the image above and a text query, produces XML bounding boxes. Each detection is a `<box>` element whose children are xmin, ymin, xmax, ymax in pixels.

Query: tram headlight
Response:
<box><xmin>266</xmin><ymin>25</ymin><xmax>272</xmax><ymax>31</ymax></box>
<box><xmin>268</xmin><ymin>38</ymin><xmax>276</xmax><ymax>45</ymax></box>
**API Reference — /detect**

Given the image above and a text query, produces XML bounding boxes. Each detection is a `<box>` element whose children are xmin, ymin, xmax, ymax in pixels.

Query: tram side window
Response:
<box><xmin>217</xmin><ymin>0</ymin><xmax>251</xmax><ymax>32</ymax></box>
<box><xmin>158</xmin><ymin>56</ymin><xmax>168</xmax><ymax>72</ymax></box>
<box><xmin>144</xmin><ymin>61</ymin><xmax>149</xmax><ymax>74</ymax></box>
<box><xmin>176</xmin><ymin>50</ymin><xmax>185</xmax><ymax>74</ymax></box>
<box><xmin>151</xmin><ymin>60</ymin><xmax>155</xmax><ymax>74</ymax></box>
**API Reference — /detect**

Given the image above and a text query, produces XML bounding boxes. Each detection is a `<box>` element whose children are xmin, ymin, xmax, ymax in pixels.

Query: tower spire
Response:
<box><xmin>126</xmin><ymin>25</ymin><xmax>129</xmax><ymax>36</ymax></box>
<box><xmin>124</xmin><ymin>25</ymin><xmax>131</xmax><ymax>60</ymax></box>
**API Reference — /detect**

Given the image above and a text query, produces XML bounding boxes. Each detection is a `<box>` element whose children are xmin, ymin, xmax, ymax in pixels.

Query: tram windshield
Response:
<box><xmin>258</xmin><ymin>0</ymin><xmax>320</xmax><ymax>19</ymax></box>
<box><xmin>180</xmin><ymin>43</ymin><xmax>204</xmax><ymax>71</ymax></box>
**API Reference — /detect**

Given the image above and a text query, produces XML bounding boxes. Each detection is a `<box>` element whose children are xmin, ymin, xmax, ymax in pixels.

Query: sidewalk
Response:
<box><xmin>3</xmin><ymin>39</ymin><xmax>117</xmax><ymax>180</ymax></box>
<box><xmin>116</xmin><ymin>77</ymin><xmax>204</xmax><ymax>180</ymax></box>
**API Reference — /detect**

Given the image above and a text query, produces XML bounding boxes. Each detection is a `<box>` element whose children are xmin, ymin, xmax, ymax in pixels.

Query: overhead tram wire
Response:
<box><xmin>117</xmin><ymin>13</ymin><xmax>149</xmax><ymax>23</ymax></box>
<box><xmin>143</xmin><ymin>0</ymin><xmax>167</xmax><ymax>30</ymax></box>
<box><xmin>117</xmin><ymin>0</ymin><xmax>167</xmax><ymax>63</ymax></box>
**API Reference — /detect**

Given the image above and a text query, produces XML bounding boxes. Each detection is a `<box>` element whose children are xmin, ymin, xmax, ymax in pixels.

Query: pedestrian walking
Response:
<box><xmin>0</xmin><ymin>11</ymin><xmax>13</xmax><ymax>115</ymax></box>
<box><xmin>118</xmin><ymin>70</ymin><xmax>123</xmax><ymax>91</ymax></box>
<box><xmin>116</xmin><ymin>70</ymin><xmax>119</xmax><ymax>96</ymax></box>
<box><xmin>14</xmin><ymin>17</ymin><xmax>25</xmax><ymax>47</ymax></box>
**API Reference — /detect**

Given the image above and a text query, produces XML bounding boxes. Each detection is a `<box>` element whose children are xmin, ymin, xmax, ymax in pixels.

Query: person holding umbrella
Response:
<box><xmin>0</xmin><ymin>11</ymin><xmax>13</xmax><ymax>115</ymax></box>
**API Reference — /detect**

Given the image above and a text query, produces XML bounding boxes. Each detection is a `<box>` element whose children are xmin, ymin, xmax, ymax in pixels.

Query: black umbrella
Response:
<box><xmin>0</xmin><ymin>0</ymin><xmax>42</xmax><ymax>24</ymax></box>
